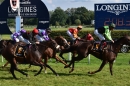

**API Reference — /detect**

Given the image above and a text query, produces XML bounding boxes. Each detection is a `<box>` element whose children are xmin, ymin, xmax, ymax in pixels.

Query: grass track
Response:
<box><xmin>0</xmin><ymin>53</ymin><xmax>130</xmax><ymax>86</ymax></box>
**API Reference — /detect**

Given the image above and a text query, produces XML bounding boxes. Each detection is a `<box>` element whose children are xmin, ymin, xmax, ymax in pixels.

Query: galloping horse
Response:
<box><xmin>56</xmin><ymin>33</ymin><xmax>94</xmax><ymax>61</ymax></box>
<box><xmin>0</xmin><ymin>40</ymin><xmax>59</xmax><ymax>79</ymax></box>
<box><xmin>59</xmin><ymin>36</ymin><xmax>130</xmax><ymax>75</ymax></box>
<box><xmin>55</xmin><ymin>36</ymin><xmax>70</xmax><ymax>50</ymax></box>
<box><xmin>36</xmin><ymin>39</ymin><xmax>68</xmax><ymax>72</ymax></box>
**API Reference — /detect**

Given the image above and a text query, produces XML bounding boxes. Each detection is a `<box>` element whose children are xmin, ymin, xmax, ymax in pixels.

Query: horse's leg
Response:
<box><xmin>88</xmin><ymin>60</ymin><xmax>108</xmax><ymax>74</ymax></box>
<box><xmin>2</xmin><ymin>61</ymin><xmax>9</xmax><ymax>68</ymax></box>
<box><xmin>43</xmin><ymin>57</ymin><xmax>48</xmax><ymax>74</ymax></box>
<box><xmin>59</xmin><ymin>48</ymin><xmax>71</xmax><ymax>61</ymax></box>
<box><xmin>64</xmin><ymin>53</ymin><xmax>75</xmax><ymax>68</ymax></box>
<box><xmin>10</xmin><ymin>64</ymin><xmax>17</xmax><ymax>79</ymax></box>
<box><xmin>55</xmin><ymin>54</ymin><xmax>68</xmax><ymax>66</ymax></box>
<box><xmin>109</xmin><ymin>61</ymin><xmax>114</xmax><ymax>75</ymax></box>
<box><xmin>28</xmin><ymin>64</ymin><xmax>31</xmax><ymax>68</ymax></box>
<box><xmin>68</xmin><ymin>54</ymin><xmax>85</xmax><ymax>73</ymax></box>
<box><xmin>31</xmin><ymin>61</ymin><xmax>43</xmax><ymax>76</ymax></box>
<box><xmin>10</xmin><ymin>59</ymin><xmax>28</xmax><ymax>79</ymax></box>
<box><xmin>45</xmin><ymin>64</ymin><xmax>58</xmax><ymax>76</ymax></box>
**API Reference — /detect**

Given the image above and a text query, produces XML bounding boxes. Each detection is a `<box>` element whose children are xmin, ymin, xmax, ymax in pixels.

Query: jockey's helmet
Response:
<box><xmin>32</xmin><ymin>28</ymin><xmax>39</xmax><ymax>35</ymax></box>
<box><xmin>109</xmin><ymin>23</ymin><xmax>116</xmax><ymax>28</ymax></box>
<box><xmin>77</xmin><ymin>25</ymin><xmax>82</xmax><ymax>30</ymax></box>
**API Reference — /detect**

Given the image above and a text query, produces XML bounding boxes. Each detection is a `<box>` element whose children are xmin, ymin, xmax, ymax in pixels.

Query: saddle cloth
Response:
<box><xmin>15</xmin><ymin>45</ymin><xmax>26</xmax><ymax>57</ymax></box>
<box><xmin>92</xmin><ymin>41</ymin><xmax>111</xmax><ymax>51</ymax></box>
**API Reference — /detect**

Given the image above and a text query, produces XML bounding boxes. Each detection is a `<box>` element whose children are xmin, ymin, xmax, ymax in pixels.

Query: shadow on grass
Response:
<box><xmin>0</xmin><ymin>76</ymin><xmax>14</xmax><ymax>80</ymax></box>
<box><xmin>46</xmin><ymin>72</ymin><xmax>89</xmax><ymax>76</ymax></box>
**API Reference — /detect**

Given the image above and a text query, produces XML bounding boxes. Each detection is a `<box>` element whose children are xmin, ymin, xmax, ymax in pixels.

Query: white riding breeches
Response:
<box><xmin>66</xmin><ymin>30</ymin><xmax>76</xmax><ymax>41</ymax></box>
<box><xmin>18</xmin><ymin>36</ymin><xmax>31</xmax><ymax>44</ymax></box>
<box><xmin>94</xmin><ymin>29</ymin><xmax>105</xmax><ymax>41</ymax></box>
<box><xmin>35</xmin><ymin>35</ymin><xmax>46</xmax><ymax>42</ymax></box>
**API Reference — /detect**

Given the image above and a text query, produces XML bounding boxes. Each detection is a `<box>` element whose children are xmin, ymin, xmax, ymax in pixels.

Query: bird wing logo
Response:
<box><xmin>10</xmin><ymin>0</ymin><xmax>19</xmax><ymax>11</ymax></box>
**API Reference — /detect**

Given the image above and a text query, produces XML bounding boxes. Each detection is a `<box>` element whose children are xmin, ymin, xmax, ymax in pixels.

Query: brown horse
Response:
<box><xmin>56</xmin><ymin>33</ymin><xmax>94</xmax><ymax>61</ymax></box>
<box><xmin>55</xmin><ymin>36</ymin><xmax>70</xmax><ymax>49</ymax></box>
<box><xmin>59</xmin><ymin>36</ymin><xmax>130</xmax><ymax>75</ymax></box>
<box><xmin>36</xmin><ymin>39</ymin><xmax>68</xmax><ymax>73</ymax></box>
<box><xmin>0</xmin><ymin>40</ymin><xmax>59</xmax><ymax>79</ymax></box>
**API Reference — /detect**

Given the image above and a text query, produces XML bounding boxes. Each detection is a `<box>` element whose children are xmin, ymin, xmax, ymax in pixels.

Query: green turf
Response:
<box><xmin>0</xmin><ymin>53</ymin><xmax>130</xmax><ymax>86</ymax></box>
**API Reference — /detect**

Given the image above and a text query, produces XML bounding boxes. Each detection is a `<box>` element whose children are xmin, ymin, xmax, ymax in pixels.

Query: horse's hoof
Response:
<box><xmin>88</xmin><ymin>71</ymin><xmax>90</xmax><ymax>74</ymax></box>
<box><xmin>64</xmin><ymin>66</ymin><xmax>68</xmax><ymax>68</ymax></box>
<box><xmin>26</xmin><ymin>74</ymin><xmax>28</xmax><ymax>77</ymax></box>
<box><xmin>14</xmin><ymin>77</ymin><xmax>19</xmax><ymax>80</ymax></box>
<box><xmin>69</xmin><ymin>71</ymin><xmax>72</xmax><ymax>73</ymax></box>
<box><xmin>88</xmin><ymin>71</ymin><xmax>94</xmax><ymax>75</ymax></box>
<box><xmin>64</xmin><ymin>65</ymin><xmax>69</xmax><ymax>68</ymax></box>
<box><xmin>56</xmin><ymin>74</ymin><xmax>59</xmax><ymax>76</ymax></box>
<box><xmin>34</xmin><ymin>74</ymin><xmax>38</xmax><ymax>76</ymax></box>
<box><xmin>88</xmin><ymin>71</ymin><xmax>92</xmax><ymax>74</ymax></box>
<box><xmin>44</xmin><ymin>70</ymin><xmax>48</xmax><ymax>74</ymax></box>
<box><xmin>69</xmin><ymin>69</ymin><xmax>74</xmax><ymax>73</ymax></box>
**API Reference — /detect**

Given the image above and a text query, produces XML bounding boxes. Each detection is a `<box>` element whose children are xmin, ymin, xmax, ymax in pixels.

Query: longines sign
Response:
<box><xmin>95</xmin><ymin>4</ymin><xmax>130</xmax><ymax>15</ymax></box>
<box><xmin>8</xmin><ymin>0</ymin><xmax>37</xmax><ymax>17</ymax></box>
<box><xmin>0</xmin><ymin>0</ymin><xmax>50</xmax><ymax>34</ymax></box>
<box><xmin>95</xmin><ymin>3</ymin><xmax>130</xmax><ymax>29</ymax></box>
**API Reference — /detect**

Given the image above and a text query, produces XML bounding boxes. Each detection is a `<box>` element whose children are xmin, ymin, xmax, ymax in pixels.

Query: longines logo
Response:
<box><xmin>39</xmin><ymin>21</ymin><xmax>49</xmax><ymax>24</ymax></box>
<box><xmin>21</xmin><ymin>0</ymin><xmax>31</xmax><ymax>4</ymax></box>
<box><xmin>0</xmin><ymin>21</ymin><xmax>6</xmax><ymax>24</ymax></box>
<box><xmin>95</xmin><ymin>4</ymin><xmax>130</xmax><ymax>15</ymax></box>
<box><xmin>10</xmin><ymin>0</ymin><xmax>19</xmax><ymax>11</ymax></box>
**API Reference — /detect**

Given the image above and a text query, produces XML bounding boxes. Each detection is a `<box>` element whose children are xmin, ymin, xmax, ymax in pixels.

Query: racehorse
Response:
<box><xmin>59</xmin><ymin>36</ymin><xmax>130</xmax><ymax>75</ymax></box>
<box><xmin>0</xmin><ymin>40</ymin><xmax>59</xmax><ymax>79</ymax></box>
<box><xmin>56</xmin><ymin>33</ymin><xmax>94</xmax><ymax>61</ymax></box>
<box><xmin>54</xmin><ymin>36</ymin><xmax>70</xmax><ymax>50</ymax></box>
<box><xmin>33</xmin><ymin>39</ymin><xmax>68</xmax><ymax>72</ymax></box>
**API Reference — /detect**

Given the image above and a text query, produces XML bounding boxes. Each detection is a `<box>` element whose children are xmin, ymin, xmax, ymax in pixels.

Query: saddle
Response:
<box><xmin>15</xmin><ymin>45</ymin><xmax>27</xmax><ymax>57</ymax></box>
<box><xmin>92</xmin><ymin>41</ymin><xmax>107</xmax><ymax>51</ymax></box>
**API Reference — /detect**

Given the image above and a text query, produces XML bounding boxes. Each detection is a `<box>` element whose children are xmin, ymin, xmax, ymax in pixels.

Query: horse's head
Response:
<box><xmin>122</xmin><ymin>36</ymin><xmax>130</xmax><ymax>45</ymax></box>
<box><xmin>48</xmin><ymin>38</ymin><xmax>60</xmax><ymax>51</ymax></box>
<box><xmin>55</xmin><ymin>36</ymin><xmax>70</xmax><ymax>49</ymax></box>
<box><xmin>0</xmin><ymin>40</ymin><xmax>11</xmax><ymax>54</ymax></box>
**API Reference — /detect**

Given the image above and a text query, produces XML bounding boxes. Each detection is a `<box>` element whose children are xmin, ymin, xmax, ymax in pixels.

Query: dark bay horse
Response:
<box><xmin>0</xmin><ymin>40</ymin><xmax>59</xmax><ymax>79</ymax></box>
<box><xmin>56</xmin><ymin>34</ymin><xmax>94</xmax><ymax>61</ymax></box>
<box><xmin>35</xmin><ymin>39</ymin><xmax>68</xmax><ymax>73</ymax></box>
<box><xmin>59</xmin><ymin>36</ymin><xmax>130</xmax><ymax>75</ymax></box>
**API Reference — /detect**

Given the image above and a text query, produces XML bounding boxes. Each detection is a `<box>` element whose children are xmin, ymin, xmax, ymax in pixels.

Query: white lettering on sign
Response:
<box><xmin>95</xmin><ymin>4</ymin><xmax>130</xmax><ymax>15</ymax></box>
<box><xmin>20</xmin><ymin>6</ymin><xmax>37</xmax><ymax>12</ymax></box>
<box><xmin>21</xmin><ymin>0</ymin><xmax>31</xmax><ymax>4</ymax></box>
<box><xmin>39</xmin><ymin>21</ymin><xmax>49</xmax><ymax>24</ymax></box>
<box><xmin>0</xmin><ymin>21</ymin><xmax>6</xmax><ymax>24</ymax></box>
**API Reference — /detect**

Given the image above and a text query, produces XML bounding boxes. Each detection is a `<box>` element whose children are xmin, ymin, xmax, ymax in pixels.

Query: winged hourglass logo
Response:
<box><xmin>10</xmin><ymin>0</ymin><xmax>19</xmax><ymax>11</ymax></box>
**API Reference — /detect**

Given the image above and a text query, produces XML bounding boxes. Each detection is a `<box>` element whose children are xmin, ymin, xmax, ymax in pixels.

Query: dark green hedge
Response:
<box><xmin>50</xmin><ymin>30</ymin><xmax>130</xmax><ymax>40</ymax></box>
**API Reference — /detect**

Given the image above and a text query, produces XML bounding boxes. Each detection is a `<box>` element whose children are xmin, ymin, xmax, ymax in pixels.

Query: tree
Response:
<box><xmin>0</xmin><ymin>0</ymin><xmax>4</xmax><ymax>3</ymax></box>
<box><xmin>50</xmin><ymin>7</ymin><xmax>68</xmax><ymax>26</ymax></box>
<box><xmin>74</xmin><ymin>19</ymin><xmax>81</xmax><ymax>25</ymax></box>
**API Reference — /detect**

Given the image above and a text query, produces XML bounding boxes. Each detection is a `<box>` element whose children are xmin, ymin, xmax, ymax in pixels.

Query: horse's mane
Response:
<box><xmin>114</xmin><ymin>36</ymin><xmax>128</xmax><ymax>44</ymax></box>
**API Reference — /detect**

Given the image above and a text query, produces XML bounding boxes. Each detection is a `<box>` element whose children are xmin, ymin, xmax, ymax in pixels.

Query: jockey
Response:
<box><xmin>67</xmin><ymin>25</ymin><xmax>82</xmax><ymax>44</ymax></box>
<box><xmin>94</xmin><ymin>22</ymin><xmax>116</xmax><ymax>51</ymax></box>
<box><xmin>11</xmin><ymin>29</ymin><xmax>31</xmax><ymax>44</ymax></box>
<box><xmin>34</xmin><ymin>28</ymin><xmax>51</xmax><ymax>44</ymax></box>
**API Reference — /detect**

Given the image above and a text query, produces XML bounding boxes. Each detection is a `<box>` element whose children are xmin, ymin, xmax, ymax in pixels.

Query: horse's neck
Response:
<box><xmin>111</xmin><ymin>41</ymin><xmax>123</xmax><ymax>53</ymax></box>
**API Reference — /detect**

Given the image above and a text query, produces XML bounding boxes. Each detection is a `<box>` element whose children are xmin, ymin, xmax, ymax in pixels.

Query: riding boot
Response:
<box><xmin>98</xmin><ymin>40</ymin><xmax>105</xmax><ymax>51</ymax></box>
